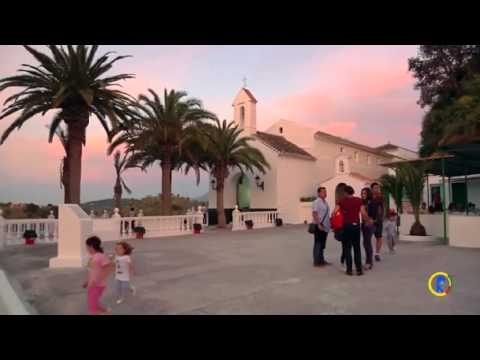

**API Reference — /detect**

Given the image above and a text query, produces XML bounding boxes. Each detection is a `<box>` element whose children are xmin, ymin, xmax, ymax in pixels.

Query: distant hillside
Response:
<box><xmin>81</xmin><ymin>195</ymin><xmax>205</xmax><ymax>216</ymax></box>
<box><xmin>193</xmin><ymin>192</ymin><xmax>209</xmax><ymax>203</ymax></box>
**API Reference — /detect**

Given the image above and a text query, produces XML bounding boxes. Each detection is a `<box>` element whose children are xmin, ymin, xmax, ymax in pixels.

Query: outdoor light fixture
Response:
<box><xmin>211</xmin><ymin>179</ymin><xmax>217</xmax><ymax>190</ymax></box>
<box><xmin>255</xmin><ymin>175</ymin><xmax>265</xmax><ymax>191</ymax></box>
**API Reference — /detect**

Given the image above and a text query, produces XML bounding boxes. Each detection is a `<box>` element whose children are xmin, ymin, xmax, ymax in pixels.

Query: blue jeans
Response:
<box><xmin>362</xmin><ymin>223</ymin><xmax>375</xmax><ymax>265</ymax></box>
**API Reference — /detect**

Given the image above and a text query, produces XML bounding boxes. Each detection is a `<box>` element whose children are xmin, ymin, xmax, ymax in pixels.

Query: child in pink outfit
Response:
<box><xmin>83</xmin><ymin>236</ymin><xmax>113</xmax><ymax>315</ymax></box>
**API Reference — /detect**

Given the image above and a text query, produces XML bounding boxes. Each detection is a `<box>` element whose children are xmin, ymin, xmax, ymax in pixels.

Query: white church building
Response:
<box><xmin>207</xmin><ymin>87</ymin><xmax>417</xmax><ymax>225</ymax></box>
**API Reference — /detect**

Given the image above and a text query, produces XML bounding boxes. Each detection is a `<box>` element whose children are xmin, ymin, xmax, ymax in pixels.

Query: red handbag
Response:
<box><xmin>330</xmin><ymin>209</ymin><xmax>344</xmax><ymax>231</ymax></box>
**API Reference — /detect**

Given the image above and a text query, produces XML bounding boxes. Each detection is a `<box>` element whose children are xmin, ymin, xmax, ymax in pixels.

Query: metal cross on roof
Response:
<box><xmin>242</xmin><ymin>76</ymin><xmax>247</xmax><ymax>88</ymax></box>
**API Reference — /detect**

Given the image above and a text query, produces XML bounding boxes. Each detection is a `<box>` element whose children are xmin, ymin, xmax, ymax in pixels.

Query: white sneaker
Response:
<box><xmin>116</xmin><ymin>298</ymin><xmax>124</xmax><ymax>304</ymax></box>
<box><xmin>130</xmin><ymin>285</ymin><xmax>136</xmax><ymax>296</ymax></box>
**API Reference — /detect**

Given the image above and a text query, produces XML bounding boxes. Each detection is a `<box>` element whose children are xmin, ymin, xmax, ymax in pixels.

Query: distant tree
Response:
<box><xmin>409</xmin><ymin>45</ymin><xmax>480</xmax><ymax>155</ymax></box>
<box><xmin>113</xmin><ymin>151</ymin><xmax>133</xmax><ymax>212</ymax></box>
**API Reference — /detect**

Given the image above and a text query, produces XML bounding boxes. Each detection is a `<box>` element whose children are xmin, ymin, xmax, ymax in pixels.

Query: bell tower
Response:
<box><xmin>232</xmin><ymin>84</ymin><xmax>257</xmax><ymax>136</ymax></box>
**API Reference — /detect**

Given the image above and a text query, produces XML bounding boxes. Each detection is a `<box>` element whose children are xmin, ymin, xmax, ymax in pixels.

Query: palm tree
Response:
<box><xmin>195</xmin><ymin>119</ymin><xmax>270</xmax><ymax>228</ymax></box>
<box><xmin>46</xmin><ymin>123</ymin><xmax>70</xmax><ymax>203</ymax></box>
<box><xmin>113</xmin><ymin>151</ymin><xmax>132</xmax><ymax>212</ymax></box>
<box><xmin>0</xmin><ymin>45</ymin><xmax>134</xmax><ymax>204</ymax></box>
<box><xmin>397</xmin><ymin>163</ymin><xmax>427</xmax><ymax>236</ymax></box>
<box><xmin>109</xmin><ymin>89</ymin><xmax>217</xmax><ymax>215</ymax></box>
<box><xmin>379</xmin><ymin>173</ymin><xmax>404</xmax><ymax>235</ymax></box>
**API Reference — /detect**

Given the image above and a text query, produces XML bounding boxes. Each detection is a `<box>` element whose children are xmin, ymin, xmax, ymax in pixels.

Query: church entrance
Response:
<box><xmin>236</xmin><ymin>174</ymin><xmax>251</xmax><ymax>209</ymax></box>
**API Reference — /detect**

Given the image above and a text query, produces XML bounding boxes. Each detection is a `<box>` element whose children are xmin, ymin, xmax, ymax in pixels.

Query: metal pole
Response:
<box><xmin>441</xmin><ymin>158</ymin><xmax>447</xmax><ymax>243</ymax></box>
<box><xmin>465</xmin><ymin>164</ymin><xmax>469</xmax><ymax>215</ymax></box>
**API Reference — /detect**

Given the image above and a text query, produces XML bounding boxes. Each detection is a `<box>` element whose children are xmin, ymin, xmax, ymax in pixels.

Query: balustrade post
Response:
<box><xmin>195</xmin><ymin>207</ymin><xmax>203</xmax><ymax>232</ymax></box>
<box><xmin>0</xmin><ymin>209</ymin><xmax>5</xmax><ymax>249</ymax></box>
<box><xmin>89</xmin><ymin>210</ymin><xmax>95</xmax><ymax>218</ymax></box>
<box><xmin>48</xmin><ymin>210</ymin><xmax>55</xmax><ymax>241</ymax></box>
<box><xmin>112</xmin><ymin>208</ymin><xmax>122</xmax><ymax>238</ymax></box>
<box><xmin>232</xmin><ymin>205</ymin><xmax>240</xmax><ymax>231</ymax></box>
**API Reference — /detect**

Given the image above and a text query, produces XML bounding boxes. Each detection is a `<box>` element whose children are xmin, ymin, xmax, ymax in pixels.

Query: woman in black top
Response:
<box><xmin>335</xmin><ymin>183</ymin><xmax>347</xmax><ymax>265</ymax></box>
<box><xmin>361</xmin><ymin>187</ymin><xmax>375</xmax><ymax>270</ymax></box>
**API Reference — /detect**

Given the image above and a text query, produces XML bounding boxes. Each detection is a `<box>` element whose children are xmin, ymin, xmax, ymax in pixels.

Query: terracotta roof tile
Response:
<box><xmin>255</xmin><ymin>131</ymin><xmax>316</xmax><ymax>161</ymax></box>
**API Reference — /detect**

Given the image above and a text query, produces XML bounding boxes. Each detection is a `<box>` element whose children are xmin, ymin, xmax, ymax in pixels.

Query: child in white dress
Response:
<box><xmin>114</xmin><ymin>241</ymin><xmax>136</xmax><ymax>304</ymax></box>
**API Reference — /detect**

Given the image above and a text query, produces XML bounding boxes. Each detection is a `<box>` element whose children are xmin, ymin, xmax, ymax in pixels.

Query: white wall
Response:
<box><xmin>449</xmin><ymin>215</ymin><xmax>480</xmax><ymax>248</ymax></box>
<box><xmin>298</xmin><ymin>202</ymin><xmax>313</xmax><ymax>224</ymax></box>
<box><xmin>276</xmin><ymin>155</ymin><xmax>316</xmax><ymax>224</ymax></box>
<box><xmin>265</xmin><ymin>119</ymin><xmax>315</xmax><ymax>151</ymax></box>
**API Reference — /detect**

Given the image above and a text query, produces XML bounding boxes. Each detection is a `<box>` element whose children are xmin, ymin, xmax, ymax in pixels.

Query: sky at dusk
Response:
<box><xmin>0</xmin><ymin>45</ymin><xmax>425</xmax><ymax>205</ymax></box>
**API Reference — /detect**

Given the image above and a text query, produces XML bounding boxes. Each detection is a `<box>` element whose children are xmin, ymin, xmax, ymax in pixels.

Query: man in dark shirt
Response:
<box><xmin>337</xmin><ymin>186</ymin><xmax>371</xmax><ymax>276</ymax></box>
<box><xmin>371</xmin><ymin>183</ymin><xmax>384</xmax><ymax>262</ymax></box>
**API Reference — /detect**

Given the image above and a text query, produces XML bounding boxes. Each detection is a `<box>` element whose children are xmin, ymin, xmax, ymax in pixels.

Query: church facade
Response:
<box><xmin>207</xmin><ymin>87</ymin><xmax>411</xmax><ymax>224</ymax></box>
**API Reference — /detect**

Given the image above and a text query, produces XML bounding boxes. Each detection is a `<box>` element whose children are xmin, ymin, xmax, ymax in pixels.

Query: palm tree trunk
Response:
<box><xmin>66</xmin><ymin>116</ymin><xmax>88</xmax><ymax>205</ymax></box>
<box><xmin>161</xmin><ymin>158</ymin><xmax>172</xmax><ymax>215</ymax></box>
<box><xmin>114</xmin><ymin>179</ymin><xmax>122</xmax><ymax>211</ymax></box>
<box><xmin>62</xmin><ymin>156</ymin><xmax>71</xmax><ymax>203</ymax></box>
<box><xmin>216</xmin><ymin>177</ymin><xmax>226</xmax><ymax>228</ymax></box>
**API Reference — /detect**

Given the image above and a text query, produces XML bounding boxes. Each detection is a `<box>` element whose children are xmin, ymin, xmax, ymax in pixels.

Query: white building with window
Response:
<box><xmin>208</xmin><ymin>87</ymin><xmax>410</xmax><ymax>224</ymax></box>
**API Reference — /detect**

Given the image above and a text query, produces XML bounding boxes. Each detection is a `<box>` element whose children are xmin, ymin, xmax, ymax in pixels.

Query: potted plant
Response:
<box><xmin>193</xmin><ymin>223</ymin><xmax>202</xmax><ymax>234</ymax></box>
<box><xmin>133</xmin><ymin>226</ymin><xmax>146</xmax><ymax>239</ymax></box>
<box><xmin>275</xmin><ymin>218</ymin><xmax>283</xmax><ymax>227</ymax></box>
<box><xmin>23</xmin><ymin>229</ymin><xmax>37</xmax><ymax>245</ymax></box>
<box><xmin>245</xmin><ymin>220</ymin><xmax>254</xmax><ymax>229</ymax></box>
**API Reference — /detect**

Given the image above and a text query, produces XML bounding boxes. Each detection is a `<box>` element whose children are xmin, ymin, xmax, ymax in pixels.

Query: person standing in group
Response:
<box><xmin>361</xmin><ymin>187</ymin><xmax>375</xmax><ymax>270</ymax></box>
<box><xmin>312</xmin><ymin>187</ymin><xmax>331</xmax><ymax>267</ymax></box>
<box><xmin>334</xmin><ymin>183</ymin><xmax>347</xmax><ymax>265</ymax></box>
<box><xmin>384</xmin><ymin>209</ymin><xmax>397</xmax><ymax>254</ymax></box>
<box><xmin>129</xmin><ymin>207</ymin><xmax>136</xmax><ymax>232</ymax></box>
<box><xmin>83</xmin><ymin>236</ymin><xmax>113</xmax><ymax>315</ymax></box>
<box><xmin>371</xmin><ymin>182</ymin><xmax>385</xmax><ymax>262</ymax></box>
<box><xmin>336</xmin><ymin>186</ymin><xmax>371</xmax><ymax>276</ymax></box>
<box><xmin>113</xmin><ymin>241</ymin><xmax>136</xmax><ymax>304</ymax></box>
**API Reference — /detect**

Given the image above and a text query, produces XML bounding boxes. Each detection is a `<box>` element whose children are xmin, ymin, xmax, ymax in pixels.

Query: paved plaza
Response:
<box><xmin>1</xmin><ymin>225</ymin><xmax>479</xmax><ymax>315</ymax></box>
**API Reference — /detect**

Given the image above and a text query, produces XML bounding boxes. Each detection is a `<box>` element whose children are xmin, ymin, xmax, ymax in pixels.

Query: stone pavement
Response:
<box><xmin>1</xmin><ymin>225</ymin><xmax>479</xmax><ymax>315</ymax></box>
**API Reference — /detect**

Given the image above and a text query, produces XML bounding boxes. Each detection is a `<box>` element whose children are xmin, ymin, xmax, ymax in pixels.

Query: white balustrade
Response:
<box><xmin>119</xmin><ymin>214</ymin><xmax>198</xmax><ymax>239</ymax></box>
<box><xmin>2</xmin><ymin>217</ymin><xmax>59</xmax><ymax>246</ymax></box>
<box><xmin>232</xmin><ymin>205</ymin><xmax>279</xmax><ymax>231</ymax></box>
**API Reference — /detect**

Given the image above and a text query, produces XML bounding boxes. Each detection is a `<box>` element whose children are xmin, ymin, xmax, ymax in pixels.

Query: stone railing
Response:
<box><xmin>232</xmin><ymin>205</ymin><xmax>279</xmax><ymax>231</ymax></box>
<box><xmin>0</xmin><ymin>210</ymin><xmax>58</xmax><ymax>248</ymax></box>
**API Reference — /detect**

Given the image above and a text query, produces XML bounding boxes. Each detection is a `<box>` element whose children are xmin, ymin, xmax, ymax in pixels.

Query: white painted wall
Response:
<box><xmin>449</xmin><ymin>215</ymin><xmax>480</xmax><ymax>248</ymax></box>
<box><xmin>265</xmin><ymin>119</ymin><xmax>315</xmax><ymax>152</ymax></box>
<box><xmin>276</xmin><ymin>156</ymin><xmax>316</xmax><ymax>223</ymax></box>
<box><xmin>299</xmin><ymin>202</ymin><xmax>313</xmax><ymax>224</ymax></box>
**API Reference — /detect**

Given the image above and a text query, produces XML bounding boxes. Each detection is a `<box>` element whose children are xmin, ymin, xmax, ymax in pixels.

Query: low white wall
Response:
<box><xmin>398</xmin><ymin>213</ymin><xmax>445</xmax><ymax>237</ymax></box>
<box><xmin>298</xmin><ymin>202</ymin><xmax>312</xmax><ymax>224</ymax></box>
<box><xmin>0</xmin><ymin>270</ymin><xmax>30</xmax><ymax>315</ymax></box>
<box><xmin>448</xmin><ymin>215</ymin><xmax>480</xmax><ymax>248</ymax></box>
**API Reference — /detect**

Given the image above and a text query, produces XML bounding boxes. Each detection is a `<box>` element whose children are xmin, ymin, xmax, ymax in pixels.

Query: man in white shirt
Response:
<box><xmin>312</xmin><ymin>187</ymin><xmax>331</xmax><ymax>267</ymax></box>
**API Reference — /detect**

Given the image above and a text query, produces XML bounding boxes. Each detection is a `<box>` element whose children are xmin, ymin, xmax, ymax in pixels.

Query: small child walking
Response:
<box><xmin>83</xmin><ymin>236</ymin><xmax>113</xmax><ymax>315</ymax></box>
<box><xmin>114</xmin><ymin>241</ymin><xmax>136</xmax><ymax>304</ymax></box>
<box><xmin>385</xmin><ymin>209</ymin><xmax>397</xmax><ymax>254</ymax></box>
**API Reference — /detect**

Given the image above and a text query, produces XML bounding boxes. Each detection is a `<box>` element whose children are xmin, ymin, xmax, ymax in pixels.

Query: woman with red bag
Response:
<box><xmin>333</xmin><ymin>183</ymin><xmax>347</xmax><ymax>265</ymax></box>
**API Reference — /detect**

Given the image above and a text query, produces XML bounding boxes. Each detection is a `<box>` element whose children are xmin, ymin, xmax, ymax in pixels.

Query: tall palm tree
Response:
<box><xmin>195</xmin><ymin>119</ymin><xmax>270</xmax><ymax>228</ymax></box>
<box><xmin>109</xmin><ymin>89</ymin><xmax>217</xmax><ymax>215</ymax></box>
<box><xmin>46</xmin><ymin>123</ymin><xmax>70</xmax><ymax>203</ymax></box>
<box><xmin>0</xmin><ymin>45</ymin><xmax>135</xmax><ymax>204</ymax></box>
<box><xmin>397</xmin><ymin>163</ymin><xmax>427</xmax><ymax>236</ymax></box>
<box><xmin>113</xmin><ymin>151</ymin><xmax>132</xmax><ymax>212</ymax></box>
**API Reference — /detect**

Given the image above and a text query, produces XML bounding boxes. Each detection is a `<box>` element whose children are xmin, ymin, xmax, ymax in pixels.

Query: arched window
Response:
<box><xmin>339</xmin><ymin>160</ymin><xmax>345</xmax><ymax>173</ymax></box>
<box><xmin>240</xmin><ymin>106</ymin><xmax>245</xmax><ymax>128</ymax></box>
<box><xmin>279</xmin><ymin>127</ymin><xmax>283</xmax><ymax>134</ymax></box>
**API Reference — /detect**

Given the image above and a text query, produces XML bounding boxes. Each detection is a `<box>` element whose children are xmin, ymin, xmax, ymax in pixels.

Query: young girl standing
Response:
<box><xmin>385</xmin><ymin>209</ymin><xmax>397</xmax><ymax>254</ymax></box>
<box><xmin>83</xmin><ymin>236</ymin><xmax>113</xmax><ymax>315</ymax></box>
<box><xmin>114</xmin><ymin>241</ymin><xmax>136</xmax><ymax>304</ymax></box>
